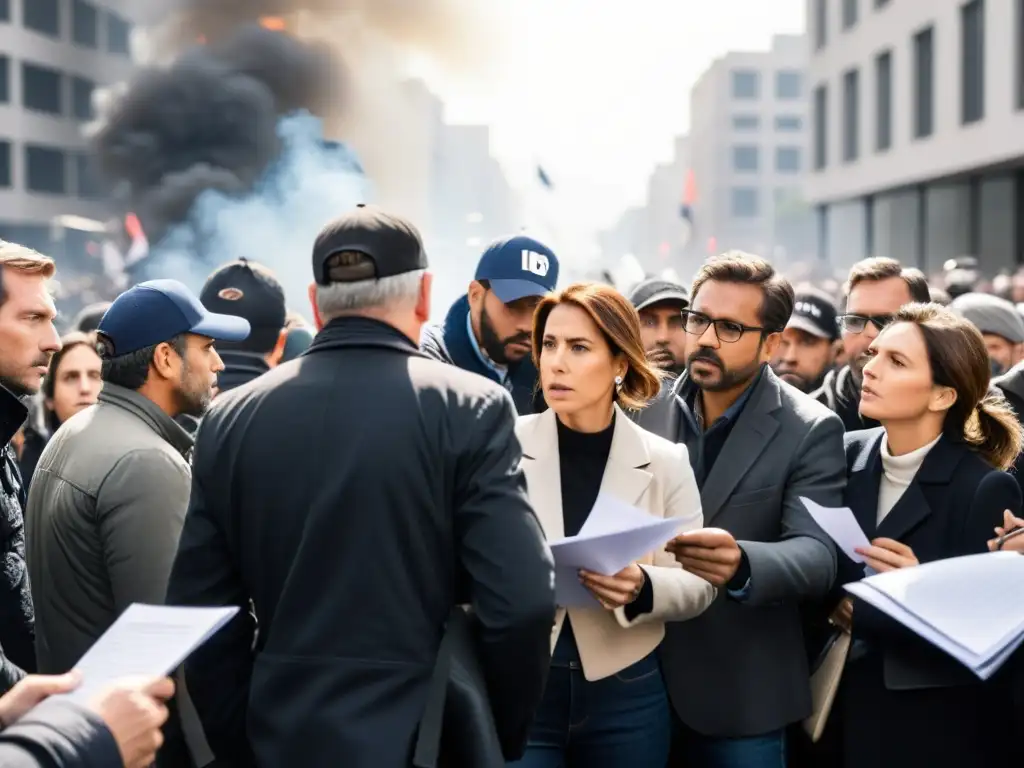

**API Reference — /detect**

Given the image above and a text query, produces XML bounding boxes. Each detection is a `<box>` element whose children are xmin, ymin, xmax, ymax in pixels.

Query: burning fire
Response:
<box><xmin>259</xmin><ymin>17</ymin><xmax>287</xmax><ymax>31</ymax></box>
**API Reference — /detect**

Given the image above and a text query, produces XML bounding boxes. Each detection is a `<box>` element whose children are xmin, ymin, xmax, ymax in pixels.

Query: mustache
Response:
<box><xmin>504</xmin><ymin>334</ymin><xmax>531</xmax><ymax>346</ymax></box>
<box><xmin>688</xmin><ymin>348</ymin><xmax>723</xmax><ymax>368</ymax></box>
<box><xmin>31</xmin><ymin>357</ymin><xmax>51</xmax><ymax>369</ymax></box>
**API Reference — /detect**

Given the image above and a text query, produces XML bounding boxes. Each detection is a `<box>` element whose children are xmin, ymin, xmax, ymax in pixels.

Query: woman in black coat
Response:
<box><xmin>821</xmin><ymin>303</ymin><xmax>1022</xmax><ymax>768</ymax></box>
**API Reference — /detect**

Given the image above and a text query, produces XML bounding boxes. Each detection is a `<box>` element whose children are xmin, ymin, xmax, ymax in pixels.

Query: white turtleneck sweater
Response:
<box><xmin>877</xmin><ymin>433</ymin><xmax>942</xmax><ymax>525</ymax></box>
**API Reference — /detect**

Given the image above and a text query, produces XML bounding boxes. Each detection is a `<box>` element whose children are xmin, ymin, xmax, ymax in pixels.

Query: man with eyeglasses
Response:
<box><xmin>812</xmin><ymin>257</ymin><xmax>931</xmax><ymax>432</ymax></box>
<box><xmin>646</xmin><ymin>252</ymin><xmax>844</xmax><ymax>768</ymax></box>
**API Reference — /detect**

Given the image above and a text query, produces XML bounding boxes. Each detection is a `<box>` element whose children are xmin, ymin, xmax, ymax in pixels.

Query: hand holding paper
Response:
<box><xmin>665</xmin><ymin>528</ymin><xmax>742</xmax><ymax>587</ymax></box>
<box><xmin>800</xmin><ymin>497</ymin><xmax>871</xmax><ymax>563</ymax></box>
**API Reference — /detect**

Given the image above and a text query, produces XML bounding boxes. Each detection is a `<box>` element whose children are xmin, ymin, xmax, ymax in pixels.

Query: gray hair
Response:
<box><xmin>315</xmin><ymin>269</ymin><xmax>425</xmax><ymax>320</ymax></box>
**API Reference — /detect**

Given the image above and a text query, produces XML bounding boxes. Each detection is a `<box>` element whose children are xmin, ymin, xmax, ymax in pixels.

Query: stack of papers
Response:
<box><xmin>550</xmin><ymin>493</ymin><xmax>687</xmax><ymax>607</ymax></box>
<box><xmin>59</xmin><ymin>603</ymin><xmax>239</xmax><ymax>704</ymax></box>
<box><xmin>844</xmin><ymin>551</ymin><xmax>1024</xmax><ymax>679</ymax></box>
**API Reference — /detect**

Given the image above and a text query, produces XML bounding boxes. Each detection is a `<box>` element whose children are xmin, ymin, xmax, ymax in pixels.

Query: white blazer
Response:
<box><xmin>516</xmin><ymin>404</ymin><xmax>716</xmax><ymax>681</ymax></box>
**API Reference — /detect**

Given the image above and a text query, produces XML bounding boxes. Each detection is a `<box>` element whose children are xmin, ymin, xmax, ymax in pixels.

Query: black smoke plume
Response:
<box><xmin>90</xmin><ymin>24</ymin><xmax>339</xmax><ymax>242</ymax></box>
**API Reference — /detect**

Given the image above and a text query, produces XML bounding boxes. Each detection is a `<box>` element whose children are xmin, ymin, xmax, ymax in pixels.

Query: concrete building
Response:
<box><xmin>806</xmin><ymin>0</ymin><xmax>1024</xmax><ymax>276</ymax></box>
<box><xmin>0</xmin><ymin>0</ymin><xmax>136</xmax><ymax>257</ymax></box>
<box><xmin>686</xmin><ymin>34</ymin><xmax>814</xmax><ymax>267</ymax></box>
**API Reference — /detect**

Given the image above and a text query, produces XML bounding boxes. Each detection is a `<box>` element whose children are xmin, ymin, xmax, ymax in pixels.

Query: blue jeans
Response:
<box><xmin>676</xmin><ymin>724</ymin><xmax>787</xmax><ymax>768</ymax></box>
<box><xmin>507</xmin><ymin>652</ymin><xmax>671</xmax><ymax>768</ymax></box>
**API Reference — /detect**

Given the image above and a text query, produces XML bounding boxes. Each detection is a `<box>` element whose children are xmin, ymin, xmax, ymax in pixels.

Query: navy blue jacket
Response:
<box><xmin>420</xmin><ymin>296</ymin><xmax>545</xmax><ymax>416</ymax></box>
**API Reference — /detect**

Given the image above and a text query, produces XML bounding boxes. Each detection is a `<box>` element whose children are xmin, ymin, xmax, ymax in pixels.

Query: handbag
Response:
<box><xmin>413</xmin><ymin>606</ymin><xmax>504</xmax><ymax>768</ymax></box>
<box><xmin>801</xmin><ymin>628</ymin><xmax>851</xmax><ymax>743</ymax></box>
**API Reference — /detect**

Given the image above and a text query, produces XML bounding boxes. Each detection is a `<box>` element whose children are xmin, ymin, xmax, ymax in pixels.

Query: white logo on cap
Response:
<box><xmin>521</xmin><ymin>250</ymin><xmax>550</xmax><ymax>277</ymax></box>
<box><xmin>795</xmin><ymin>300</ymin><xmax>822</xmax><ymax>319</ymax></box>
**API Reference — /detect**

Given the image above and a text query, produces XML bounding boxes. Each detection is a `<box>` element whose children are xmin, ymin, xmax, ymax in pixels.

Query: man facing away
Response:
<box><xmin>642</xmin><ymin>252</ymin><xmax>845</xmax><ymax>768</ymax></box>
<box><xmin>0</xmin><ymin>243</ymin><xmax>62</xmax><ymax>687</ymax></box>
<box><xmin>420</xmin><ymin>235</ymin><xmax>559</xmax><ymax>414</ymax></box>
<box><xmin>166</xmin><ymin>205</ymin><xmax>556</xmax><ymax>767</ymax></box>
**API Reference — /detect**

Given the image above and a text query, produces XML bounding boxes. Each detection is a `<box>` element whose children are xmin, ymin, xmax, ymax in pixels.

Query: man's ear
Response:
<box><xmin>308</xmin><ymin>283</ymin><xmax>324</xmax><ymax>330</ymax></box>
<box><xmin>150</xmin><ymin>339</ymin><xmax>182</xmax><ymax>381</ymax></box>
<box><xmin>266</xmin><ymin>329</ymin><xmax>287</xmax><ymax>367</ymax></box>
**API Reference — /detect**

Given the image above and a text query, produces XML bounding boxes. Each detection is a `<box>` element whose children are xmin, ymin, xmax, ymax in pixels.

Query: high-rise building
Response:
<box><xmin>0</xmin><ymin>0</ymin><xmax>136</xmax><ymax>256</ymax></box>
<box><xmin>687</xmin><ymin>34</ymin><xmax>813</xmax><ymax>266</ymax></box>
<box><xmin>805</xmin><ymin>0</ymin><xmax>1023</xmax><ymax>275</ymax></box>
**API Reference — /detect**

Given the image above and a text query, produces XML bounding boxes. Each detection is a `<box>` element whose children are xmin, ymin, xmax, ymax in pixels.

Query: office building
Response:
<box><xmin>0</xmin><ymin>0</ymin><xmax>136</xmax><ymax>256</ymax></box>
<box><xmin>686</xmin><ymin>34</ymin><xmax>813</xmax><ymax>266</ymax></box>
<box><xmin>806</xmin><ymin>0</ymin><xmax>1024</xmax><ymax>274</ymax></box>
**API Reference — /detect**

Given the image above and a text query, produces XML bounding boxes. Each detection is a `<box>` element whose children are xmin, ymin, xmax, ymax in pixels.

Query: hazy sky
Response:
<box><xmin>429</xmin><ymin>0</ymin><xmax>806</xmax><ymax>237</ymax></box>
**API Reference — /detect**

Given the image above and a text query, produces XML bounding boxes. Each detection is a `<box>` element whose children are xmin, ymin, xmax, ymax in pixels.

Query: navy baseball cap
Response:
<box><xmin>475</xmin><ymin>235</ymin><xmax>559</xmax><ymax>303</ymax></box>
<box><xmin>97</xmin><ymin>279</ymin><xmax>251</xmax><ymax>358</ymax></box>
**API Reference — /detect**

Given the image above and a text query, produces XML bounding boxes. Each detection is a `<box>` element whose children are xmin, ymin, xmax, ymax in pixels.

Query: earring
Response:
<box><xmin>614</xmin><ymin>375</ymin><xmax>623</xmax><ymax>388</ymax></box>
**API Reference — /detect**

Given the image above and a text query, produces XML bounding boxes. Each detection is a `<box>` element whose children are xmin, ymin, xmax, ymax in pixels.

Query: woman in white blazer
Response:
<box><xmin>508</xmin><ymin>282</ymin><xmax>715</xmax><ymax>768</ymax></box>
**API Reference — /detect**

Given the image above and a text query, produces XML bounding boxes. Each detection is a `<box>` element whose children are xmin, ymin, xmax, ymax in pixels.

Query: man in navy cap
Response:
<box><xmin>26</xmin><ymin>278</ymin><xmax>248</xmax><ymax>766</ymax></box>
<box><xmin>420</xmin><ymin>235</ymin><xmax>559</xmax><ymax>414</ymax></box>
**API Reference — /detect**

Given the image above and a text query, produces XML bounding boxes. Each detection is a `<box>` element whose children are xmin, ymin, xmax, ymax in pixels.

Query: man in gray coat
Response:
<box><xmin>644</xmin><ymin>253</ymin><xmax>844</xmax><ymax>768</ymax></box>
<box><xmin>26</xmin><ymin>279</ymin><xmax>249</xmax><ymax>766</ymax></box>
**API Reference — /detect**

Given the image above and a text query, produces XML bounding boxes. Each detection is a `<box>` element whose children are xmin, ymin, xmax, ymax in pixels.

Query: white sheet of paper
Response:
<box><xmin>845</xmin><ymin>552</ymin><xmax>1024</xmax><ymax>679</ymax></box>
<box><xmin>800</xmin><ymin>496</ymin><xmax>872</xmax><ymax>563</ymax></box>
<box><xmin>550</xmin><ymin>505</ymin><xmax>685</xmax><ymax>607</ymax></box>
<box><xmin>59</xmin><ymin>604</ymin><xmax>239</xmax><ymax>704</ymax></box>
<box><xmin>577</xmin><ymin>493</ymin><xmax>661</xmax><ymax>538</ymax></box>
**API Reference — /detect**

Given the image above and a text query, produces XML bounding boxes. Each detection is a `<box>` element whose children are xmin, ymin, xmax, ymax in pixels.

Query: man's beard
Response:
<box><xmin>479</xmin><ymin>306</ymin><xmax>530</xmax><ymax>366</ymax></box>
<box><xmin>686</xmin><ymin>347</ymin><xmax>762</xmax><ymax>392</ymax></box>
<box><xmin>0</xmin><ymin>355</ymin><xmax>52</xmax><ymax>398</ymax></box>
<box><xmin>176</xmin><ymin>364</ymin><xmax>213</xmax><ymax>418</ymax></box>
<box><xmin>778</xmin><ymin>370</ymin><xmax>821</xmax><ymax>393</ymax></box>
<box><xmin>648</xmin><ymin>346</ymin><xmax>684</xmax><ymax>376</ymax></box>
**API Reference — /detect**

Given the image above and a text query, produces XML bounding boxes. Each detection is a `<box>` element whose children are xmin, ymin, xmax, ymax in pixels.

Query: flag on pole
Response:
<box><xmin>537</xmin><ymin>165</ymin><xmax>553</xmax><ymax>189</ymax></box>
<box><xmin>123</xmin><ymin>212</ymin><xmax>150</xmax><ymax>267</ymax></box>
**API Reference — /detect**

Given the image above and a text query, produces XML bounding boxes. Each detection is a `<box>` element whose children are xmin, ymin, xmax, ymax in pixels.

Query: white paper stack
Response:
<box><xmin>549</xmin><ymin>493</ymin><xmax>687</xmax><ymax>607</ymax></box>
<box><xmin>844</xmin><ymin>551</ymin><xmax>1024</xmax><ymax>679</ymax></box>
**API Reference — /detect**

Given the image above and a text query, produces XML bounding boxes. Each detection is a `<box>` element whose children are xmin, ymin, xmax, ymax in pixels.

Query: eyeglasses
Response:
<box><xmin>837</xmin><ymin>313</ymin><xmax>895</xmax><ymax>334</ymax></box>
<box><xmin>681</xmin><ymin>310</ymin><xmax>769</xmax><ymax>343</ymax></box>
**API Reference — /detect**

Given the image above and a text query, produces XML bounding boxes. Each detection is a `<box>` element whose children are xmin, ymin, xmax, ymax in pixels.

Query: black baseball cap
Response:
<box><xmin>97</xmin><ymin>279</ymin><xmax>250</xmax><ymax>357</ymax></box>
<box><xmin>312</xmin><ymin>204</ymin><xmax>427</xmax><ymax>285</ymax></box>
<box><xmin>788</xmin><ymin>291</ymin><xmax>839</xmax><ymax>340</ymax></box>
<box><xmin>627</xmin><ymin>278</ymin><xmax>689</xmax><ymax>311</ymax></box>
<box><xmin>200</xmin><ymin>259</ymin><xmax>287</xmax><ymax>353</ymax></box>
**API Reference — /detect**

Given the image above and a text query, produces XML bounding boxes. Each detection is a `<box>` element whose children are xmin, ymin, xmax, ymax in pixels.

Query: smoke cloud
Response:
<box><xmin>90</xmin><ymin>1</ymin><xmax>498</xmax><ymax>312</ymax></box>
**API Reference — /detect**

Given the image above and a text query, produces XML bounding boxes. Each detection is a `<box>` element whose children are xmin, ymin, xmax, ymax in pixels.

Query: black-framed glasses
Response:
<box><xmin>837</xmin><ymin>313</ymin><xmax>895</xmax><ymax>334</ymax></box>
<box><xmin>681</xmin><ymin>310</ymin><xmax>769</xmax><ymax>343</ymax></box>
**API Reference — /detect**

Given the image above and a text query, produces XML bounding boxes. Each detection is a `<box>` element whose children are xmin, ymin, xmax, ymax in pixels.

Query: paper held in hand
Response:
<box><xmin>549</xmin><ymin>493</ymin><xmax>687</xmax><ymax>607</ymax></box>
<box><xmin>844</xmin><ymin>551</ymin><xmax>1024</xmax><ymax>679</ymax></box>
<box><xmin>800</xmin><ymin>497</ymin><xmax>872</xmax><ymax>563</ymax></box>
<box><xmin>57</xmin><ymin>603</ymin><xmax>239</xmax><ymax>704</ymax></box>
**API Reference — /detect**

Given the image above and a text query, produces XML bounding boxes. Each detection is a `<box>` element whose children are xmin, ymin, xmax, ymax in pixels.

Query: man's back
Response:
<box><xmin>168</xmin><ymin>318</ymin><xmax>555</xmax><ymax>767</ymax></box>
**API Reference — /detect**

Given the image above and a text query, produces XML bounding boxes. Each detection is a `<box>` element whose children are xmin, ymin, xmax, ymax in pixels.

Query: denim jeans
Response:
<box><xmin>675</xmin><ymin>723</ymin><xmax>787</xmax><ymax>768</ymax></box>
<box><xmin>507</xmin><ymin>651</ymin><xmax>671</xmax><ymax>768</ymax></box>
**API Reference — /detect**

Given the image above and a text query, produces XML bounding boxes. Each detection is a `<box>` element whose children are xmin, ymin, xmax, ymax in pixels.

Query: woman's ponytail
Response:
<box><xmin>965</xmin><ymin>390</ymin><xmax>1023</xmax><ymax>470</ymax></box>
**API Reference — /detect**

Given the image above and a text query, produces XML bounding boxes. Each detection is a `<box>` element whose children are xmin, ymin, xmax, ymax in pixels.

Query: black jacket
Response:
<box><xmin>823</xmin><ymin>429</ymin><xmax>1019</xmax><ymax>768</ymax></box>
<box><xmin>166</xmin><ymin>317</ymin><xmax>556</xmax><ymax>768</ymax></box>
<box><xmin>0</xmin><ymin>699</ymin><xmax>122</xmax><ymax>767</ymax></box>
<box><xmin>810</xmin><ymin>366</ymin><xmax>879</xmax><ymax>433</ymax></box>
<box><xmin>420</xmin><ymin>296</ymin><xmax>545</xmax><ymax>415</ymax></box>
<box><xmin>0</xmin><ymin>387</ymin><xmax>33</xmax><ymax>685</ymax></box>
<box><xmin>993</xmin><ymin>363</ymin><xmax>1024</xmax><ymax>495</ymax></box>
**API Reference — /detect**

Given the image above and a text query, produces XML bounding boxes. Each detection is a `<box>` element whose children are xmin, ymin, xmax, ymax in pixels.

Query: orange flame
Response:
<box><xmin>259</xmin><ymin>16</ymin><xmax>287</xmax><ymax>31</ymax></box>
<box><xmin>124</xmin><ymin>213</ymin><xmax>145</xmax><ymax>241</ymax></box>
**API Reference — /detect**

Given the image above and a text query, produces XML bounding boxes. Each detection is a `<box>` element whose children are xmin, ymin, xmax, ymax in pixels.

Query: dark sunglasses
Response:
<box><xmin>837</xmin><ymin>313</ymin><xmax>895</xmax><ymax>334</ymax></box>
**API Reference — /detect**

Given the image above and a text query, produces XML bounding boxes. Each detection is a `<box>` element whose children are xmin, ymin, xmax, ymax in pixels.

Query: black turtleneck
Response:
<box><xmin>556</xmin><ymin>413</ymin><xmax>653</xmax><ymax>618</ymax></box>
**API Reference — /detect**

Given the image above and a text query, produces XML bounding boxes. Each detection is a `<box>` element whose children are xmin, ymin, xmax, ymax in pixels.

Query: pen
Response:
<box><xmin>996</xmin><ymin>526</ymin><xmax>1024</xmax><ymax>550</ymax></box>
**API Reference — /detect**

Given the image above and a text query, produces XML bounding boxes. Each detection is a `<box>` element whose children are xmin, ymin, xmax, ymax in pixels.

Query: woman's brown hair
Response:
<box><xmin>531</xmin><ymin>282</ymin><xmax>662</xmax><ymax>410</ymax></box>
<box><xmin>42</xmin><ymin>331</ymin><xmax>99</xmax><ymax>432</ymax></box>
<box><xmin>892</xmin><ymin>303</ymin><xmax>1023</xmax><ymax>470</ymax></box>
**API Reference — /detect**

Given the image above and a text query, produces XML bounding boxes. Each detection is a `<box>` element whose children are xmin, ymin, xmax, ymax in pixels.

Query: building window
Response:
<box><xmin>961</xmin><ymin>0</ymin><xmax>985</xmax><ymax>124</ymax></box>
<box><xmin>732</xmin><ymin>114</ymin><xmax>760</xmax><ymax>130</ymax></box>
<box><xmin>75</xmin><ymin>153</ymin><xmax>102</xmax><ymax>199</ymax></box>
<box><xmin>814</xmin><ymin>84</ymin><xmax>828</xmax><ymax>170</ymax></box>
<box><xmin>25</xmin><ymin>145</ymin><xmax>66</xmax><ymax>194</ymax></box>
<box><xmin>913</xmin><ymin>26</ymin><xmax>935</xmax><ymax>138</ymax></box>
<box><xmin>0</xmin><ymin>0</ymin><xmax>9</xmax><ymax>22</ymax></box>
<box><xmin>776</xmin><ymin>70</ymin><xmax>802</xmax><ymax>99</ymax></box>
<box><xmin>843</xmin><ymin>69</ymin><xmax>859</xmax><ymax>162</ymax></box>
<box><xmin>106</xmin><ymin>12</ymin><xmax>131</xmax><ymax>55</ymax></box>
<box><xmin>776</xmin><ymin>147</ymin><xmax>801</xmax><ymax>173</ymax></box>
<box><xmin>775</xmin><ymin>115</ymin><xmax>802</xmax><ymax>131</ymax></box>
<box><xmin>843</xmin><ymin>0</ymin><xmax>858</xmax><ymax>29</ymax></box>
<box><xmin>72</xmin><ymin>0</ymin><xmax>98</xmax><ymax>48</ymax></box>
<box><xmin>732</xmin><ymin>145</ymin><xmax>760</xmax><ymax>172</ymax></box>
<box><xmin>731</xmin><ymin>70</ymin><xmax>760</xmax><ymax>100</ymax></box>
<box><xmin>72</xmin><ymin>77</ymin><xmax>94</xmax><ymax>120</ymax></box>
<box><xmin>731</xmin><ymin>188</ymin><xmax>759</xmax><ymax>218</ymax></box>
<box><xmin>22</xmin><ymin>63</ymin><xmax>63</xmax><ymax>115</ymax></box>
<box><xmin>23</xmin><ymin>0</ymin><xmax>59</xmax><ymax>38</ymax></box>
<box><xmin>0</xmin><ymin>141</ymin><xmax>10</xmax><ymax>188</ymax></box>
<box><xmin>815</xmin><ymin>0</ymin><xmax>827</xmax><ymax>50</ymax></box>
<box><xmin>0</xmin><ymin>57</ymin><xmax>8</xmax><ymax>104</ymax></box>
<box><xmin>875</xmin><ymin>50</ymin><xmax>893</xmax><ymax>151</ymax></box>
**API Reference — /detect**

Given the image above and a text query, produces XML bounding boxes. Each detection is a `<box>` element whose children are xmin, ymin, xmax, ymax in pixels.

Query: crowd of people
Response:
<box><xmin>0</xmin><ymin>202</ymin><xmax>1019</xmax><ymax>767</ymax></box>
